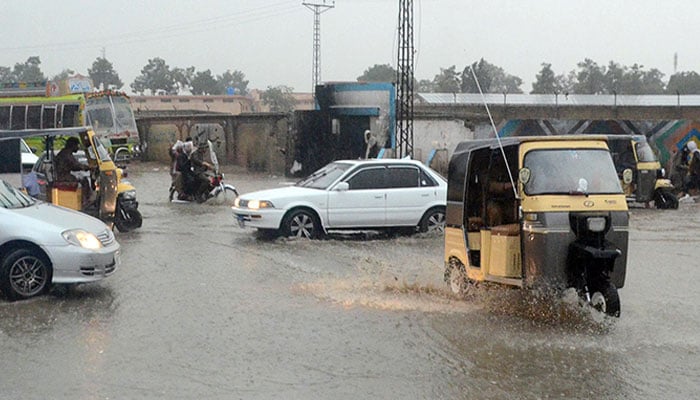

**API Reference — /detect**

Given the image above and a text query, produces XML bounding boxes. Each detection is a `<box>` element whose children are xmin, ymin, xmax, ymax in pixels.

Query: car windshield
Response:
<box><xmin>523</xmin><ymin>148</ymin><xmax>623</xmax><ymax>195</ymax></box>
<box><xmin>296</xmin><ymin>162</ymin><xmax>352</xmax><ymax>189</ymax></box>
<box><xmin>0</xmin><ymin>179</ymin><xmax>35</xmax><ymax>208</ymax></box>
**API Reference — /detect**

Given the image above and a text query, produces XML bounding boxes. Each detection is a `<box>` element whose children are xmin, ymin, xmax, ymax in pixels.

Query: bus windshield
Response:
<box><xmin>86</xmin><ymin>95</ymin><xmax>137</xmax><ymax>137</ymax></box>
<box><xmin>523</xmin><ymin>149</ymin><xmax>623</xmax><ymax>195</ymax></box>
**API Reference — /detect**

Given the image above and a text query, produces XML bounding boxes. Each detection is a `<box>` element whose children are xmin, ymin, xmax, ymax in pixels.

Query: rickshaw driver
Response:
<box><xmin>55</xmin><ymin>137</ymin><xmax>92</xmax><ymax>206</ymax></box>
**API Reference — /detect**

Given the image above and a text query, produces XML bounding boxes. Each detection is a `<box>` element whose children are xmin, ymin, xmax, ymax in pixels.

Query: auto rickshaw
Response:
<box><xmin>606</xmin><ymin>134</ymin><xmax>678</xmax><ymax>209</ymax></box>
<box><xmin>444</xmin><ymin>136</ymin><xmax>629</xmax><ymax>317</ymax></box>
<box><xmin>0</xmin><ymin>127</ymin><xmax>142</xmax><ymax>232</ymax></box>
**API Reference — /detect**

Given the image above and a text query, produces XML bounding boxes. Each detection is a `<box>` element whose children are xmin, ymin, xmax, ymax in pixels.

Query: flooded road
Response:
<box><xmin>1</xmin><ymin>162</ymin><xmax>699</xmax><ymax>399</ymax></box>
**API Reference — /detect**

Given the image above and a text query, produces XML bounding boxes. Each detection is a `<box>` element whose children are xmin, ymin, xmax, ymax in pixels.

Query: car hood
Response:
<box><xmin>9</xmin><ymin>201</ymin><xmax>109</xmax><ymax>235</ymax></box>
<box><xmin>240</xmin><ymin>185</ymin><xmax>325</xmax><ymax>202</ymax></box>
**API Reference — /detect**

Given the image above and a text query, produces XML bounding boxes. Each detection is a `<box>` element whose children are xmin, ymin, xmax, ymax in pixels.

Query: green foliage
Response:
<box><xmin>531</xmin><ymin>63</ymin><xmax>566</xmax><ymax>94</ymax></box>
<box><xmin>218</xmin><ymin>70</ymin><xmax>249</xmax><ymax>95</ymax></box>
<box><xmin>190</xmin><ymin>70</ymin><xmax>219</xmax><ymax>95</ymax></box>
<box><xmin>261</xmin><ymin>85</ymin><xmax>296</xmax><ymax>113</ymax></box>
<box><xmin>461</xmin><ymin>59</ymin><xmax>523</xmax><ymax>94</ymax></box>
<box><xmin>88</xmin><ymin>57</ymin><xmax>123</xmax><ymax>90</ymax></box>
<box><xmin>433</xmin><ymin>65</ymin><xmax>461</xmax><ymax>92</ymax></box>
<box><xmin>0</xmin><ymin>56</ymin><xmax>47</xmax><ymax>83</ymax></box>
<box><xmin>357</xmin><ymin>64</ymin><xmax>397</xmax><ymax>83</ymax></box>
<box><xmin>131</xmin><ymin>57</ymin><xmax>177</xmax><ymax>95</ymax></box>
<box><xmin>667</xmin><ymin>71</ymin><xmax>700</xmax><ymax>94</ymax></box>
<box><xmin>52</xmin><ymin>69</ymin><xmax>76</xmax><ymax>82</ymax></box>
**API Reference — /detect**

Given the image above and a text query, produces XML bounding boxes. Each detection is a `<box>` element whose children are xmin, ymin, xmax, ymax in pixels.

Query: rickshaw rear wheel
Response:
<box><xmin>590</xmin><ymin>281</ymin><xmax>620</xmax><ymax>317</ymax></box>
<box><xmin>447</xmin><ymin>258</ymin><xmax>469</xmax><ymax>296</ymax></box>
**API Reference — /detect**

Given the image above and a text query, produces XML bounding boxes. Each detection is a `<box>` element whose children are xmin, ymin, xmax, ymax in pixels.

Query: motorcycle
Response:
<box><xmin>168</xmin><ymin>140</ymin><xmax>239</xmax><ymax>204</ymax></box>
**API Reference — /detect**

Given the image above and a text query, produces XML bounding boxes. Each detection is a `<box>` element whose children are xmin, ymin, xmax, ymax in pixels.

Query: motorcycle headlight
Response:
<box><xmin>62</xmin><ymin>229</ymin><xmax>103</xmax><ymax>250</ymax></box>
<box><xmin>121</xmin><ymin>189</ymin><xmax>137</xmax><ymax>201</ymax></box>
<box><xmin>248</xmin><ymin>200</ymin><xmax>274</xmax><ymax>210</ymax></box>
<box><xmin>587</xmin><ymin>217</ymin><xmax>607</xmax><ymax>233</ymax></box>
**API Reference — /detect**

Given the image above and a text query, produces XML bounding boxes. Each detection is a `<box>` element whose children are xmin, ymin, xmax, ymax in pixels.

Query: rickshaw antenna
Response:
<box><xmin>468</xmin><ymin>64</ymin><xmax>518</xmax><ymax>199</ymax></box>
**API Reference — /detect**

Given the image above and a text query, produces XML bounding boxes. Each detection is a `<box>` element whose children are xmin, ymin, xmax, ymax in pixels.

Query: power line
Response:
<box><xmin>0</xmin><ymin>2</ymin><xmax>302</xmax><ymax>53</ymax></box>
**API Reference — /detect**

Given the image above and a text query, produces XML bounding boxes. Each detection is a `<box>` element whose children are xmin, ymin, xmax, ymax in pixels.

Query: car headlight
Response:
<box><xmin>587</xmin><ymin>217</ymin><xmax>607</xmax><ymax>233</ymax></box>
<box><xmin>248</xmin><ymin>200</ymin><xmax>274</xmax><ymax>210</ymax></box>
<box><xmin>121</xmin><ymin>189</ymin><xmax>137</xmax><ymax>201</ymax></box>
<box><xmin>62</xmin><ymin>229</ymin><xmax>103</xmax><ymax>250</ymax></box>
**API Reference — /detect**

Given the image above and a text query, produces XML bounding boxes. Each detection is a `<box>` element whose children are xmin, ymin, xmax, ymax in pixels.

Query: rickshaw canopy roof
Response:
<box><xmin>452</xmin><ymin>134</ymin><xmax>612</xmax><ymax>155</ymax></box>
<box><xmin>0</xmin><ymin>127</ymin><xmax>90</xmax><ymax>142</ymax></box>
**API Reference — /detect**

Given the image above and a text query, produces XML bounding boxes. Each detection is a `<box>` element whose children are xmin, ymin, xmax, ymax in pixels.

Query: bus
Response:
<box><xmin>0</xmin><ymin>76</ymin><xmax>140</xmax><ymax>162</ymax></box>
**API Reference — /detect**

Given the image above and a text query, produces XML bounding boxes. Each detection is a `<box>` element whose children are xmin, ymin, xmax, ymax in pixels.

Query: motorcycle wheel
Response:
<box><xmin>209</xmin><ymin>186</ymin><xmax>239</xmax><ymax>205</ymax></box>
<box><xmin>115</xmin><ymin>208</ymin><xmax>143</xmax><ymax>232</ymax></box>
<box><xmin>446</xmin><ymin>257</ymin><xmax>469</xmax><ymax>296</ymax></box>
<box><xmin>589</xmin><ymin>281</ymin><xmax>621</xmax><ymax>317</ymax></box>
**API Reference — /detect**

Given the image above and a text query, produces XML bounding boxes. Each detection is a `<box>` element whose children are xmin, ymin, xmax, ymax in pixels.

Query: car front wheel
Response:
<box><xmin>0</xmin><ymin>248</ymin><xmax>52</xmax><ymax>301</ymax></box>
<box><xmin>282</xmin><ymin>209</ymin><xmax>322</xmax><ymax>239</ymax></box>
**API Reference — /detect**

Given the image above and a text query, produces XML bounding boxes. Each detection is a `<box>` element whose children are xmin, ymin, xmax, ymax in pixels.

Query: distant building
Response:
<box><xmin>130</xmin><ymin>91</ymin><xmax>314</xmax><ymax>115</ymax></box>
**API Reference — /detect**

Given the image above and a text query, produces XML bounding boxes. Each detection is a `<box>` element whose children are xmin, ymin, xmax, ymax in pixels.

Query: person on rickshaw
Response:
<box><xmin>55</xmin><ymin>137</ymin><xmax>92</xmax><ymax>206</ymax></box>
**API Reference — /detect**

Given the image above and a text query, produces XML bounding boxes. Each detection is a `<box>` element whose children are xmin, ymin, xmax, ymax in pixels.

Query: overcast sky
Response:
<box><xmin>1</xmin><ymin>0</ymin><xmax>698</xmax><ymax>94</ymax></box>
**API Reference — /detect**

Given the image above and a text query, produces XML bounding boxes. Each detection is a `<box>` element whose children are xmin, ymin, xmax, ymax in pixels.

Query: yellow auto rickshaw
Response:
<box><xmin>606</xmin><ymin>134</ymin><xmax>678</xmax><ymax>209</ymax></box>
<box><xmin>0</xmin><ymin>127</ymin><xmax>142</xmax><ymax>232</ymax></box>
<box><xmin>444</xmin><ymin>136</ymin><xmax>629</xmax><ymax>317</ymax></box>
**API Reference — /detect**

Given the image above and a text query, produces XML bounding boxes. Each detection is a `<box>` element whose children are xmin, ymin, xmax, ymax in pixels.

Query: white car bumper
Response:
<box><xmin>231</xmin><ymin>207</ymin><xmax>286</xmax><ymax>230</ymax></box>
<box><xmin>46</xmin><ymin>243</ymin><xmax>121</xmax><ymax>283</ymax></box>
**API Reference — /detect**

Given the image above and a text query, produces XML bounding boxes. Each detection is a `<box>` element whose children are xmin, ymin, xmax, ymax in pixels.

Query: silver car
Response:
<box><xmin>0</xmin><ymin>179</ymin><xmax>120</xmax><ymax>301</ymax></box>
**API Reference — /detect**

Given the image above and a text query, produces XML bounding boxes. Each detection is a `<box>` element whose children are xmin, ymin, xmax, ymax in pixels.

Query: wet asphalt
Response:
<box><xmin>0</xmin><ymin>161</ymin><xmax>699</xmax><ymax>399</ymax></box>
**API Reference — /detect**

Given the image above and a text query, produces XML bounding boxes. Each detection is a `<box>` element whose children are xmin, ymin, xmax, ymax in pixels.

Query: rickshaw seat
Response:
<box><xmin>467</xmin><ymin>217</ymin><xmax>483</xmax><ymax>231</ymax></box>
<box><xmin>491</xmin><ymin>223</ymin><xmax>520</xmax><ymax>236</ymax></box>
<box><xmin>53</xmin><ymin>181</ymin><xmax>79</xmax><ymax>191</ymax></box>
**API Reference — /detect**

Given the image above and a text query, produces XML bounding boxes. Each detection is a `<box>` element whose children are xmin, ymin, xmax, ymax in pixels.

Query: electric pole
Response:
<box><xmin>396</xmin><ymin>0</ymin><xmax>414</xmax><ymax>158</ymax></box>
<box><xmin>303</xmin><ymin>1</ymin><xmax>335</xmax><ymax>94</ymax></box>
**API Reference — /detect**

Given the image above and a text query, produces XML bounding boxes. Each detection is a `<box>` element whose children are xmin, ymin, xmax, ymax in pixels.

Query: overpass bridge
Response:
<box><xmin>416</xmin><ymin>93</ymin><xmax>700</xmax><ymax>165</ymax></box>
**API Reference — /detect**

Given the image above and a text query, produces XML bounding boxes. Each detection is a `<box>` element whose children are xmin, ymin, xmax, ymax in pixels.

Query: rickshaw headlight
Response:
<box><xmin>121</xmin><ymin>190</ymin><xmax>137</xmax><ymax>201</ymax></box>
<box><xmin>587</xmin><ymin>217</ymin><xmax>606</xmax><ymax>233</ymax></box>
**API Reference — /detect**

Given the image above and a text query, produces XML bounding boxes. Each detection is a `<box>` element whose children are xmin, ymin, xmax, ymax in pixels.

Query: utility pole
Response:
<box><xmin>396</xmin><ymin>0</ymin><xmax>414</xmax><ymax>158</ymax></box>
<box><xmin>303</xmin><ymin>1</ymin><xmax>335</xmax><ymax>95</ymax></box>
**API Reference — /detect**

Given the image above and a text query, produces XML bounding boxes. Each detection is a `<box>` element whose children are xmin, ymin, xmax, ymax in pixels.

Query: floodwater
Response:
<box><xmin>1</xmin><ymin>162</ymin><xmax>698</xmax><ymax>399</ymax></box>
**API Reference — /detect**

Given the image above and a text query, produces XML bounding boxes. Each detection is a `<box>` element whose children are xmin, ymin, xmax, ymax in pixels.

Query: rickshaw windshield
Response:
<box><xmin>634</xmin><ymin>140</ymin><xmax>657</xmax><ymax>162</ymax></box>
<box><xmin>523</xmin><ymin>149</ymin><xmax>623</xmax><ymax>195</ymax></box>
<box><xmin>85</xmin><ymin>136</ymin><xmax>112</xmax><ymax>162</ymax></box>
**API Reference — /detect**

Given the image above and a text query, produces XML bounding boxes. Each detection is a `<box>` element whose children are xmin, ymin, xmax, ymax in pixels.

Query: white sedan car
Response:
<box><xmin>232</xmin><ymin>159</ymin><xmax>447</xmax><ymax>238</ymax></box>
<box><xmin>0</xmin><ymin>179</ymin><xmax>120</xmax><ymax>301</ymax></box>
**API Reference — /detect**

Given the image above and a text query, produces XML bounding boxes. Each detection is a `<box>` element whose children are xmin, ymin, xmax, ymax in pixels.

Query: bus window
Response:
<box><xmin>27</xmin><ymin>105</ymin><xmax>42</xmax><ymax>129</ymax></box>
<box><xmin>0</xmin><ymin>106</ymin><xmax>10</xmax><ymax>129</ymax></box>
<box><xmin>42</xmin><ymin>106</ymin><xmax>57</xmax><ymax>128</ymax></box>
<box><xmin>61</xmin><ymin>104</ymin><xmax>80</xmax><ymax>127</ymax></box>
<box><xmin>11</xmin><ymin>105</ymin><xmax>26</xmax><ymax>130</ymax></box>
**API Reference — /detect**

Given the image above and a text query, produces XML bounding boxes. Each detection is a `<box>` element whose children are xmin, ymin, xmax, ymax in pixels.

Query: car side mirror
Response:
<box><xmin>334</xmin><ymin>182</ymin><xmax>349</xmax><ymax>191</ymax></box>
<box><xmin>622</xmin><ymin>168</ymin><xmax>633</xmax><ymax>184</ymax></box>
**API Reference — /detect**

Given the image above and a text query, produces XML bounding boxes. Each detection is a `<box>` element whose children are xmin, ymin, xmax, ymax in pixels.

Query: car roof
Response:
<box><xmin>333</xmin><ymin>158</ymin><xmax>428</xmax><ymax>167</ymax></box>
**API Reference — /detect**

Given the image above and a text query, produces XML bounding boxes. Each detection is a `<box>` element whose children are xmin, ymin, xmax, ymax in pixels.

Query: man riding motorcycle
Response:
<box><xmin>174</xmin><ymin>139</ymin><xmax>214</xmax><ymax>201</ymax></box>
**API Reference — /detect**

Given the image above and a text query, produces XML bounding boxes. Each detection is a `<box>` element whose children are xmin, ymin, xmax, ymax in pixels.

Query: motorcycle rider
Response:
<box><xmin>175</xmin><ymin>138</ymin><xmax>213</xmax><ymax>200</ymax></box>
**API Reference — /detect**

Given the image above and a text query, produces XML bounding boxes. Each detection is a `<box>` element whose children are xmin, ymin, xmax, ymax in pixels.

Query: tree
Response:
<box><xmin>172</xmin><ymin>66</ymin><xmax>195</xmax><ymax>94</ymax></box>
<box><xmin>415</xmin><ymin>78</ymin><xmax>434</xmax><ymax>92</ymax></box>
<box><xmin>11</xmin><ymin>56</ymin><xmax>46</xmax><ymax>83</ymax></box>
<box><xmin>432</xmin><ymin>65</ymin><xmax>461</xmax><ymax>92</ymax></box>
<box><xmin>52</xmin><ymin>69</ymin><xmax>76</xmax><ymax>82</ymax></box>
<box><xmin>571</xmin><ymin>58</ymin><xmax>606</xmax><ymax>94</ymax></box>
<box><xmin>190</xmin><ymin>70</ymin><xmax>219</xmax><ymax>95</ymax></box>
<box><xmin>531</xmin><ymin>63</ymin><xmax>566</xmax><ymax>94</ymax></box>
<box><xmin>131</xmin><ymin>57</ymin><xmax>176</xmax><ymax>95</ymax></box>
<box><xmin>461</xmin><ymin>59</ymin><xmax>523</xmax><ymax>93</ymax></box>
<box><xmin>88</xmin><ymin>57</ymin><xmax>123</xmax><ymax>90</ymax></box>
<box><xmin>667</xmin><ymin>71</ymin><xmax>700</xmax><ymax>94</ymax></box>
<box><xmin>261</xmin><ymin>85</ymin><xmax>296</xmax><ymax>112</ymax></box>
<box><xmin>357</xmin><ymin>64</ymin><xmax>397</xmax><ymax>83</ymax></box>
<box><xmin>0</xmin><ymin>66</ymin><xmax>11</xmax><ymax>83</ymax></box>
<box><xmin>218</xmin><ymin>70</ymin><xmax>249</xmax><ymax>95</ymax></box>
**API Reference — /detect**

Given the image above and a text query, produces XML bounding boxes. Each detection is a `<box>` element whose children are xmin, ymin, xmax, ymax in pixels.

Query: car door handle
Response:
<box><xmin>421</xmin><ymin>193</ymin><xmax>429</xmax><ymax>197</ymax></box>
<box><xmin>374</xmin><ymin>195</ymin><xmax>384</xmax><ymax>199</ymax></box>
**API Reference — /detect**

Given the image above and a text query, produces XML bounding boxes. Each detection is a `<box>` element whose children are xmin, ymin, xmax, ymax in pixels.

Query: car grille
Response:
<box><xmin>80</xmin><ymin>259</ymin><xmax>117</xmax><ymax>276</ymax></box>
<box><xmin>97</xmin><ymin>229</ymin><xmax>115</xmax><ymax>247</ymax></box>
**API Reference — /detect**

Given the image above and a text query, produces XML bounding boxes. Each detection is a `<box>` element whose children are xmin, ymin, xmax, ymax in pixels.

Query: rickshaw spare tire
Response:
<box><xmin>447</xmin><ymin>258</ymin><xmax>469</xmax><ymax>296</ymax></box>
<box><xmin>654</xmin><ymin>188</ymin><xmax>678</xmax><ymax>209</ymax></box>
